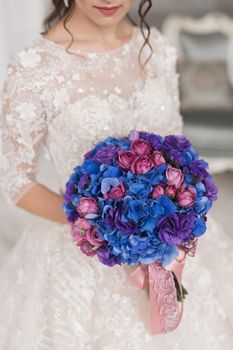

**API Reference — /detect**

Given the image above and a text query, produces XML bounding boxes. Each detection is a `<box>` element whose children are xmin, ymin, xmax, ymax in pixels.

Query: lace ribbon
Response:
<box><xmin>129</xmin><ymin>248</ymin><xmax>186</xmax><ymax>335</ymax></box>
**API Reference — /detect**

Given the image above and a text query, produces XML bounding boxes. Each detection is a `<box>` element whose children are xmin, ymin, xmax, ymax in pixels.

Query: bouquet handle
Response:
<box><xmin>129</xmin><ymin>249</ymin><xmax>186</xmax><ymax>335</ymax></box>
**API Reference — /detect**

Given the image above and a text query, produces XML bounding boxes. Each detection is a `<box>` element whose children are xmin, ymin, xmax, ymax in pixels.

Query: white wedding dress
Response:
<box><xmin>0</xmin><ymin>25</ymin><xmax>233</xmax><ymax>350</ymax></box>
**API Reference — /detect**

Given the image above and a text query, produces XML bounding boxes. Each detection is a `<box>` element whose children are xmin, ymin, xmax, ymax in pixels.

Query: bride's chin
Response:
<box><xmin>91</xmin><ymin>4</ymin><xmax>127</xmax><ymax>20</ymax></box>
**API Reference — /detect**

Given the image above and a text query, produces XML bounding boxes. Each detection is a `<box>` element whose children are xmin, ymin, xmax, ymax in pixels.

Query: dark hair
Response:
<box><xmin>41</xmin><ymin>0</ymin><xmax>153</xmax><ymax>74</ymax></box>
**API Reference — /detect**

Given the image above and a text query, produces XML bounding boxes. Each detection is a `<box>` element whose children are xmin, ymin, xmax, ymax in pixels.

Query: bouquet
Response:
<box><xmin>63</xmin><ymin>130</ymin><xmax>218</xmax><ymax>334</ymax></box>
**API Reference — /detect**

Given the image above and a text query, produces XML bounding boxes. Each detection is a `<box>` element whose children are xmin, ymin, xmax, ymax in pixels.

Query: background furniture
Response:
<box><xmin>162</xmin><ymin>12</ymin><xmax>233</xmax><ymax>171</ymax></box>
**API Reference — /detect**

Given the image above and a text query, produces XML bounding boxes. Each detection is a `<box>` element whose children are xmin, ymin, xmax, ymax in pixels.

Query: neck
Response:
<box><xmin>62</xmin><ymin>6</ymin><xmax>130</xmax><ymax>46</ymax></box>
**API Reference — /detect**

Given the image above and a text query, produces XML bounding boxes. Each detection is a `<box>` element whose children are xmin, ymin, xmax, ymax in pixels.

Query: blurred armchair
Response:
<box><xmin>162</xmin><ymin>12</ymin><xmax>233</xmax><ymax>171</ymax></box>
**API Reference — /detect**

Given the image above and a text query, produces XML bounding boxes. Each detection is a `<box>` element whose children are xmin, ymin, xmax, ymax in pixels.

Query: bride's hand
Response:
<box><xmin>17</xmin><ymin>183</ymin><xmax>68</xmax><ymax>225</ymax></box>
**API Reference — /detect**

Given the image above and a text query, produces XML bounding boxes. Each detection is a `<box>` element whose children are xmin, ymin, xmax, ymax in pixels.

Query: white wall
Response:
<box><xmin>0</xmin><ymin>0</ymin><xmax>50</xmax><ymax>82</ymax></box>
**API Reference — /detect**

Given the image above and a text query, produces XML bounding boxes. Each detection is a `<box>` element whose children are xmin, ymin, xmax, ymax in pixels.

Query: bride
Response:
<box><xmin>0</xmin><ymin>0</ymin><xmax>233</xmax><ymax>349</ymax></box>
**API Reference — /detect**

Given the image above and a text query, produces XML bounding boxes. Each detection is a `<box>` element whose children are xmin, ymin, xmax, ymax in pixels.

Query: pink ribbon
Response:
<box><xmin>129</xmin><ymin>248</ymin><xmax>187</xmax><ymax>335</ymax></box>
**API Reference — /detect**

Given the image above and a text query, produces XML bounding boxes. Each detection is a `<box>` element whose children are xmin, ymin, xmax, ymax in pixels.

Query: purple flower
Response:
<box><xmin>139</xmin><ymin>132</ymin><xmax>163</xmax><ymax>150</ymax></box>
<box><xmin>115</xmin><ymin>220</ymin><xmax>137</xmax><ymax>234</ymax></box>
<box><xmin>163</xmin><ymin>135</ymin><xmax>191</xmax><ymax>152</ymax></box>
<box><xmin>157</xmin><ymin>212</ymin><xmax>196</xmax><ymax>245</ymax></box>
<box><xmin>104</xmin><ymin>203</ymin><xmax>137</xmax><ymax>234</ymax></box>
<box><xmin>190</xmin><ymin>160</ymin><xmax>209</xmax><ymax>180</ymax></box>
<box><xmin>166</xmin><ymin>149</ymin><xmax>184</xmax><ymax>164</ymax></box>
<box><xmin>96</xmin><ymin>245</ymin><xmax>121</xmax><ymax>266</ymax></box>
<box><xmin>115</xmin><ymin>206</ymin><xmax>137</xmax><ymax>234</ymax></box>
<box><xmin>162</xmin><ymin>135</ymin><xmax>191</xmax><ymax>164</ymax></box>
<box><xmin>204</xmin><ymin>176</ymin><xmax>218</xmax><ymax>201</ymax></box>
<box><xmin>65</xmin><ymin>181</ymin><xmax>75</xmax><ymax>202</ymax></box>
<box><xmin>67</xmin><ymin>211</ymin><xmax>78</xmax><ymax>222</ymax></box>
<box><xmin>103</xmin><ymin>207</ymin><xmax>116</xmax><ymax>227</ymax></box>
<box><xmin>78</xmin><ymin>174</ymin><xmax>89</xmax><ymax>190</ymax></box>
<box><xmin>93</xmin><ymin>146</ymin><xmax>119</xmax><ymax>165</ymax></box>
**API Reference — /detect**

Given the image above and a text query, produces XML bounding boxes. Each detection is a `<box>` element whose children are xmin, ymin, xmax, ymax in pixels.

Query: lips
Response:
<box><xmin>94</xmin><ymin>5</ymin><xmax>121</xmax><ymax>16</ymax></box>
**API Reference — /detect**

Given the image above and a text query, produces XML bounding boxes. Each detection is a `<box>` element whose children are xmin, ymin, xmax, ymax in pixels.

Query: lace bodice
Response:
<box><xmin>0</xmin><ymin>26</ymin><xmax>183</xmax><ymax>204</ymax></box>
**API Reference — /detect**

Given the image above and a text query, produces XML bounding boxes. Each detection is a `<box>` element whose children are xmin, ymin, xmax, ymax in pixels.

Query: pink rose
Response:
<box><xmin>117</xmin><ymin>150</ymin><xmax>137</xmax><ymax>170</ymax></box>
<box><xmin>86</xmin><ymin>226</ymin><xmax>104</xmax><ymax>248</ymax></box>
<box><xmin>151</xmin><ymin>151</ymin><xmax>166</xmax><ymax>167</ymax></box>
<box><xmin>74</xmin><ymin>217</ymin><xmax>92</xmax><ymax>232</ymax></box>
<box><xmin>131</xmin><ymin>139</ymin><xmax>151</xmax><ymax>156</ymax></box>
<box><xmin>103</xmin><ymin>182</ymin><xmax>126</xmax><ymax>199</ymax></box>
<box><xmin>165</xmin><ymin>185</ymin><xmax>177</xmax><ymax>199</ymax></box>
<box><xmin>150</xmin><ymin>184</ymin><xmax>165</xmax><ymax>199</ymax></box>
<box><xmin>71</xmin><ymin>229</ymin><xmax>86</xmax><ymax>245</ymax></box>
<box><xmin>77</xmin><ymin>197</ymin><xmax>99</xmax><ymax>216</ymax></box>
<box><xmin>176</xmin><ymin>184</ymin><xmax>196</xmax><ymax>208</ymax></box>
<box><xmin>166</xmin><ymin>165</ymin><xmax>184</xmax><ymax>189</ymax></box>
<box><xmin>131</xmin><ymin>156</ymin><xmax>154</xmax><ymax>175</ymax></box>
<box><xmin>71</xmin><ymin>218</ymin><xmax>92</xmax><ymax>245</ymax></box>
<box><xmin>79</xmin><ymin>241</ymin><xmax>96</xmax><ymax>257</ymax></box>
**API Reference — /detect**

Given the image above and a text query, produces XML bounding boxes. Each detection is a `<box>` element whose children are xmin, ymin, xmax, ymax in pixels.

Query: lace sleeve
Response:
<box><xmin>0</xmin><ymin>52</ymin><xmax>47</xmax><ymax>205</ymax></box>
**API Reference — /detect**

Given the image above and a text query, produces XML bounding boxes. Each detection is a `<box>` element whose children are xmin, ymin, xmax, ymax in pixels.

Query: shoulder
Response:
<box><xmin>3</xmin><ymin>38</ymin><xmax>51</xmax><ymax>94</ymax></box>
<box><xmin>138</xmin><ymin>26</ymin><xmax>179</xmax><ymax>76</ymax></box>
<box><xmin>135</xmin><ymin>25</ymin><xmax>178</xmax><ymax>66</ymax></box>
<box><xmin>7</xmin><ymin>39</ymin><xmax>46</xmax><ymax>71</ymax></box>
